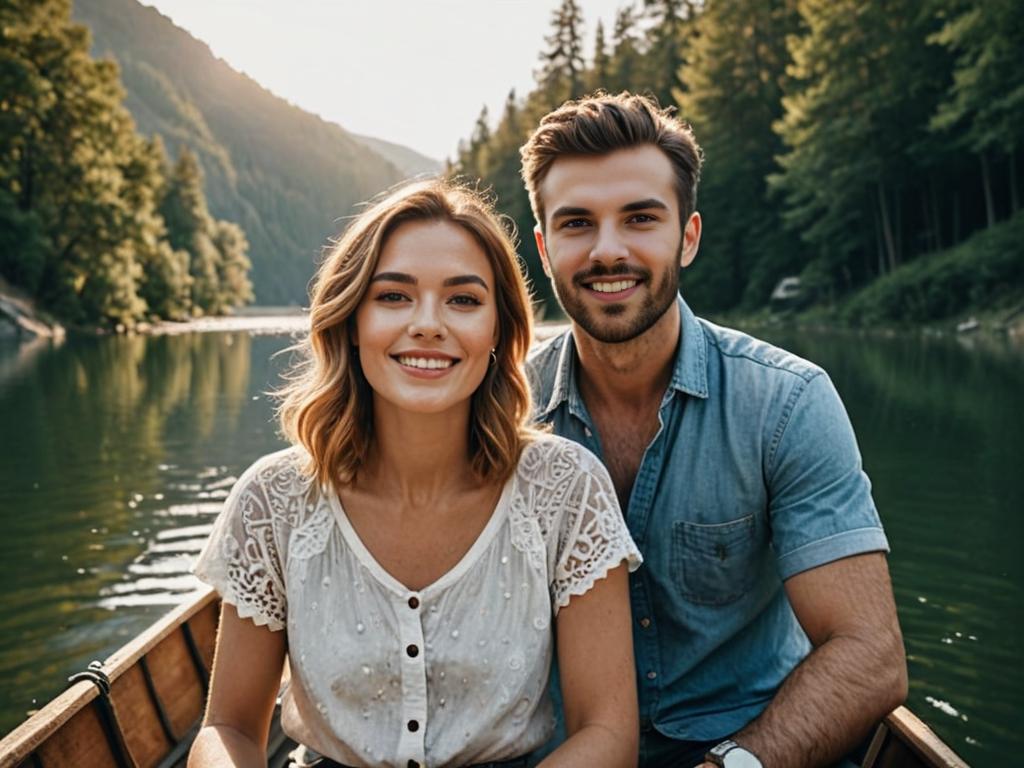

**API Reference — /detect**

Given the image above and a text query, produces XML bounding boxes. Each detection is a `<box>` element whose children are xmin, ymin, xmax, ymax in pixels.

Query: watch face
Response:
<box><xmin>723</xmin><ymin>747</ymin><xmax>763</xmax><ymax>768</ymax></box>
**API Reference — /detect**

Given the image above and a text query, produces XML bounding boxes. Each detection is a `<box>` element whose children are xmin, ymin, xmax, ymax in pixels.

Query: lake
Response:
<box><xmin>0</xmin><ymin>320</ymin><xmax>1020</xmax><ymax>765</ymax></box>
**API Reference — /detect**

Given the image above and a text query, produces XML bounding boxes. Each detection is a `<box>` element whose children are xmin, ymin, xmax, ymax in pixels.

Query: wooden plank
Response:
<box><xmin>33</xmin><ymin>705</ymin><xmax>121</xmax><ymax>768</ymax></box>
<box><xmin>110</xmin><ymin>664</ymin><xmax>173</xmax><ymax>768</ymax></box>
<box><xmin>884</xmin><ymin>707</ymin><xmax>970</xmax><ymax>768</ymax></box>
<box><xmin>144</xmin><ymin>628</ymin><xmax>206</xmax><ymax>742</ymax></box>
<box><xmin>0</xmin><ymin>683</ymin><xmax>97</xmax><ymax>768</ymax></box>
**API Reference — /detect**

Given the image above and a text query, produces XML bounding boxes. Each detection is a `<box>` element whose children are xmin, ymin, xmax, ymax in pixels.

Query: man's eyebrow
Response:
<box><xmin>550</xmin><ymin>205</ymin><xmax>592</xmax><ymax>219</ymax></box>
<box><xmin>621</xmin><ymin>198</ymin><xmax>670</xmax><ymax>213</ymax></box>
<box><xmin>370</xmin><ymin>271</ymin><xmax>416</xmax><ymax>284</ymax></box>
<box><xmin>443</xmin><ymin>275</ymin><xmax>489</xmax><ymax>290</ymax></box>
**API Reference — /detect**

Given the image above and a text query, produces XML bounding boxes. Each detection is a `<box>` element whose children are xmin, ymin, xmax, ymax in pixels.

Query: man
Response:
<box><xmin>521</xmin><ymin>92</ymin><xmax>907</xmax><ymax>768</ymax></box>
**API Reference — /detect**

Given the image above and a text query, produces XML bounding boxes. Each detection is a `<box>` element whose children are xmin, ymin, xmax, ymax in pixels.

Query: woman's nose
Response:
<box><xmin>407</xmin><ymin>298</ymin><xmax>447</xmax><ymax>339</ymax></box>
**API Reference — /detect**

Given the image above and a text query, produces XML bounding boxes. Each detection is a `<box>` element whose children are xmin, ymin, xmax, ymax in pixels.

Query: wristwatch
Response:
<box><xmin>705</xmin><ymin>739</ymin><xmax>763</xmax><ymax>767</ymax></box>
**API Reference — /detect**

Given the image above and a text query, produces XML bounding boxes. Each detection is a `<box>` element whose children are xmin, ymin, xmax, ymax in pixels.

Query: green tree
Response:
<box><xmin>930</xmin><ymin>0</ymin><xmax>1024</xmax><ymax>223</ymax></box>
<box><xmin>609</xmin><ymin>5</ymin><xmax>643</xmax><ymax>93</ymax></box>
<box><xmin>679</xmin><ymin>0</ymin><xmax>803</xmax><ymax>311</ymax></box>
<box><xmin>641</xmin><ymin>0</ymin><xmax>697</xmax><ymax>107</ymax></box>
<box><xmin>590</xmin><ymin>20</ymin><xmax>612</xmax><ymax>92</ymax></box>
<box><xmin>536</xmin><ymin>0</ymin><xmax>586</xmax><ymax>103</ymax></box>
<box><xmin>771</xmin><ymin>0</ymin><xmax>949</xmax><ymax>299</ymax></box>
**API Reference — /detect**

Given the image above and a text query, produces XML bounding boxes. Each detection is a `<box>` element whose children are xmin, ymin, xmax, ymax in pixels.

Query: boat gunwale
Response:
<box><xmin>0</xmin><ymin>586</ymin><xmax>218</xmax><ymax>768</ymax></box>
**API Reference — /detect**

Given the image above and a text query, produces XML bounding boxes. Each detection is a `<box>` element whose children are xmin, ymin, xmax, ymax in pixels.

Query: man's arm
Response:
<box><xmin>701</xmin><ymin>552</ymin><xmax>907</xmax><ymax>768</ymax></box>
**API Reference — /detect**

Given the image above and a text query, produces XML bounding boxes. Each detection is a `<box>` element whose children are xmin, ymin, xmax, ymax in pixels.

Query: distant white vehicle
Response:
<box><xmin>770</xmin><ymin>276</ymin><xmax>803</xmax><ymax>306</ymax></box>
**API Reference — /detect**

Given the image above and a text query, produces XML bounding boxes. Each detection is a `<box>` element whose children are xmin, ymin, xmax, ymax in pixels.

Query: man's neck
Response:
<box><xmin>573</xmin><ymin>300</ymin><xmax>681</xmax><ymax>412</ymax></box>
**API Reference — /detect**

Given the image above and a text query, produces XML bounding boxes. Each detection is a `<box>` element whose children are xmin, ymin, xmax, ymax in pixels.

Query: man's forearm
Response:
<box><xmin>731</xmin><ymin>631</ymin><xmax>907</xmax><ymax>768</ymax></box>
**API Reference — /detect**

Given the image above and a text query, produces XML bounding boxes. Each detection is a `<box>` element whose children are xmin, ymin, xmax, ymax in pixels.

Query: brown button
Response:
<box><xmin>407</xmin><ymin>761</ymin><xmax>420</xmax><ymax>768</ymax></box>
<box><xmin>639</xmin><ymin>617</ymin><xmax>651</xmax><ymax>628</ymax></box>
<box><xmin>408</xmin><ymin>719</ymin><xmax>419</xmax><ymax>732</ymax></box>
<box><xmin>406</xmin><ymin>644</ymin><xmax>419</xmax><ymax>658</ymax></box>
<box><xmin>408</xmin><ymin>596</ymin><xmax>420</xmax><ymax>609</ymax></box>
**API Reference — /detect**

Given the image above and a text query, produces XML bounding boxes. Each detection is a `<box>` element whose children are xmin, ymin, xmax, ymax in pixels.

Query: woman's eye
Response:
<box><xmin>375</xmin><ymin>291</ymin><xmax>408</xmax><ymax>302</ymax></box>
<box><xmin>449</xmin><ymin>294</ymin><xmax>482</xmax><ymax>306</ymax></box>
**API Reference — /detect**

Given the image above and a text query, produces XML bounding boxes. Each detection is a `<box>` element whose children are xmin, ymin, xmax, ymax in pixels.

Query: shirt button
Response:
<box><xmin>408</xmin><ymin>719</ymin><xmax>420</xmax><ymax>732</ymax></box>
<box><xmin>408</xmin><ymin>596</ymin><xmax>420</xmax><ymax>609</ymax></box>
<box><xmin>646</xmin><ymin>671</ymin><xmax>657</xmax><ymax>680</ymax></box>
<box><xmin>407</xmin><ymin>644</ymin><xmax>419</xmax><ymax>658</ymax></box>
<box><xmin>584</xmin><ymin>426</ymin><xmax>593</xmax><ymax>437</ymax></box>
<box><xmin>639</xmin><ymin>617</ymin><xmax>651</xmax><ymax>628</ymax></box>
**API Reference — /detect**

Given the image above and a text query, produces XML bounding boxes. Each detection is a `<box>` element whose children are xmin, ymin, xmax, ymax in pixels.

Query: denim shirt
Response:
<box><xmin>526</xmin><ymin>296</ymin><xmax>889</xmax><ymax>741</ymax></box>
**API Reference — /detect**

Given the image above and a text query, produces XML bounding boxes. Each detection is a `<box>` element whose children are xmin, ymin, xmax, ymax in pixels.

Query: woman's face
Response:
<box><xmin>354</xmin><ymin>219</ymin><xmax>498</xmax><ymax>419</ymax></box>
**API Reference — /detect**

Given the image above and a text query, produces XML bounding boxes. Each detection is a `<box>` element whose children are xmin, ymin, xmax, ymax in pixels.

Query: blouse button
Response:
<box><xmin>408</xmin><ymin>719</ymin><xmax>420</xmax><ymax>732</ymax></box>
<box><xmin>406</xmin><ymin>644</ymin><xmax>419</xmax><ymax>658</ymax></box>
<box><xmin>408</xmin><ymin>596</ymin><xmax>420</xmax><ymax>609</ymax></box>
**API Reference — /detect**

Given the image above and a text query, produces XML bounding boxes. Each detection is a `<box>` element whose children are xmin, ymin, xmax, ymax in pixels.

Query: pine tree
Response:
<box><xmin>930</xmin><ymin>0</ymin><xmax>1024</xmax><ymax>221</ymax></box>
<box><xmin>536</xmin><ymin>0</ymin><xmax>586</xmax><ymax>104</ymax></box>
<box><xmin>590</xmin><ymin>20</ymin><xmax>612</xmax><ymax>92</ymax></box>
<box><xmin>609</xmin><ymin>5</ymin><xmax>643</xmax><ymax>93</ymax></box>
<box><xmin>679</xmin><ymin>0</ymin><xmax>803</xmax><ymax>311</ymax></box>
<box><xmin>642</xmin><ymin>0</ymin><xmax>697</xmax><ymax>107</ymax></box>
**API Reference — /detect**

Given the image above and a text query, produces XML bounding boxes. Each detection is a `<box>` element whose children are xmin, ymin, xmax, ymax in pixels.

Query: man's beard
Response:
<box><xmin>551</xmin><ymin>260</ymin><xmax>680</xmax><ymax>344</ymax></box>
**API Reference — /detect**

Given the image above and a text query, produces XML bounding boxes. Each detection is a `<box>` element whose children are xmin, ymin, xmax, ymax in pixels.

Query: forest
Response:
<box><xmin>455</xmin><ymin>0</ymin><xmax>1024</xmax><ymax>325</ymax></box>
<box><xmin>0</xmin><ymin>0</ymin><xmax>255</xmax><ymax>327</ymax></box>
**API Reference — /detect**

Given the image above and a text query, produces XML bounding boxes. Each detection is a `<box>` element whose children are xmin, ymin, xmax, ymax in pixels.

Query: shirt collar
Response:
<box><xmin>539</xmin><ymin>294</ymin><xmax>709</xmax><ymax>420</ymax></box>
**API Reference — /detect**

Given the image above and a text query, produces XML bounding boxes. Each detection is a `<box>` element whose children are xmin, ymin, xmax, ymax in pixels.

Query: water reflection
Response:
<box><xmin>0</xmin><ymin>331</ymin><xmax>292</xmax><ymax>731</ymax></box>
<box><xmin>0</xmin><ymin>326</ymin><xmax>1021</xmax><ymax>765</ymax></box>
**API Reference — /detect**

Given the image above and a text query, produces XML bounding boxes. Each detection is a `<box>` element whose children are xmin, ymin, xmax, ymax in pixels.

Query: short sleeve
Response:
<box><xmin>767</xmin><ymin>372</ymin><xmax>889</xmax><ymax>580</ymax></box>
<box><xmin>550</xmin><ymin>444</ymin><xmax>643</xmax><ymax>613</ymax></box>
<box><xmin>193</xmin><ymin>458</ymin><xmax>289</xmax><ymax>631</ymax></box>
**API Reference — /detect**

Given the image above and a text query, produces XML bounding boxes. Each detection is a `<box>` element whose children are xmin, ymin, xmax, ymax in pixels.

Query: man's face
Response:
<box><xmin>534</xmin><ymin>145</ymin><xmax>701</xmax><ymax>344</ymax></box>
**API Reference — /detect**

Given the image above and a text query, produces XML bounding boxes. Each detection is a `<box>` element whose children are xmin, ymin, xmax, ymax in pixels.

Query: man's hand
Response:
<box><xmin>728</xmin><ymin>553</ymin><xmax>907</xmax><ymax>768</ymax></box>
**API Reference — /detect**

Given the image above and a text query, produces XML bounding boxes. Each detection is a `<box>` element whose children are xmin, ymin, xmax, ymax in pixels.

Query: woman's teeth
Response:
<box><xmin>397</xmin><ymin>356</ymin><xmax>453</xmax><ymax>370</ymax></box>
<box><xmin>590</xmin><ymin>280</ymin><xmax>638</xmax><ymax>293</ymax></box>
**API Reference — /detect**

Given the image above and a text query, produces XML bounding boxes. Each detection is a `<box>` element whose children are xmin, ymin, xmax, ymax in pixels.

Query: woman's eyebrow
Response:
<box><xmin>443</xmin><ymin>275</ymin><xmax>489</xmax><ymax>290</ymax></box>
<box><xmin>370</xmin><ymin>271</ymin><xmax>415</xmax><ymax>284</ymax></box>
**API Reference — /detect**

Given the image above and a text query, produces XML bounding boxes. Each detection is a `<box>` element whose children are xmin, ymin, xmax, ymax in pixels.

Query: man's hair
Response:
<box><xmin>520</xmin><ymin>91</ymin><xmax>703</xmax><ymax>230</ymax></box>
<box><xmin>277</xmin><ymin>178</ymin><xmax>537</xmax><ymax>491</ymax></box>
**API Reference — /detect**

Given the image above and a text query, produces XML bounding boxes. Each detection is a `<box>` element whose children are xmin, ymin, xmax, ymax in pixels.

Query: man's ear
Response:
<box><xmin>534</xmin><ymin>225</ymin><xmax>553</xmax><ymax>278</ymax></box>
<box><xmin>680</xmin><ymin>212</ymin><xmax>702</xmax><ymax>269</ymax></box>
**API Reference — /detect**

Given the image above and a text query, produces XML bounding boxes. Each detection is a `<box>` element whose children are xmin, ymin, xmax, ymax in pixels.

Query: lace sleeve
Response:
<box><xmin>193</xmin><ymin>455</ymin><xmax>290</xmax><ymax>631</ymax></box>
<box><xmin>550</xmin><ymin>442</ymin><xmax>643</xmax><ymax>613</ymax></box>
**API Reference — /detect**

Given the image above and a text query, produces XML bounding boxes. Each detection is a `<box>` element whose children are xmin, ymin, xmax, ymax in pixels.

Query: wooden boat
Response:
<box><xmin>0</xmin><ymin>587</ymin><xmax>969</xmax><ymax>768</ymax></box>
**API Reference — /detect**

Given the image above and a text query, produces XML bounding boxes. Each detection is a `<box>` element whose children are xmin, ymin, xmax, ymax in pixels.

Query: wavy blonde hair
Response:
<box><xmin>278</xmin><ymin>178</ymin><xmax>537</xmax><ymax>492</ymax></box>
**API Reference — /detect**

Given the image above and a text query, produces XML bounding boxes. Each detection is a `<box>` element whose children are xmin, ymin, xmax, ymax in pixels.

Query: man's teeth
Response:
<box><xmin>398</xmin><ymin>356</ymin><xmax>453</xmax><ymax>370</ymax></box>
<box><xmin>590</xmin><ymin>280</ymin><xmax>638</xmax><ymax>293</ymax></box>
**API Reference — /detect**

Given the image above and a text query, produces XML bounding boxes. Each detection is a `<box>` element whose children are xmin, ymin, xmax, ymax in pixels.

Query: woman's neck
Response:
<box><xmin>358</xmin><ymin>401</ymin><xmax>477</xmax><ymax>505</ymax></box>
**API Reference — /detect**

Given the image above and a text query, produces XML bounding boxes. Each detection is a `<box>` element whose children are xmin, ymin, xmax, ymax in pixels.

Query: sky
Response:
<box><xmin>141</xmin><ymin>0</ymin><xmax>628</xmax><ymax>162</ymax></box>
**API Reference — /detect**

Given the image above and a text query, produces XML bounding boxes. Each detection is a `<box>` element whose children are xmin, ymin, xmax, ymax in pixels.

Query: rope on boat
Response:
<box><xmin>66</xmin><ymin>660</ymin><xmax>135</xmax><ymax>768</ymax></box>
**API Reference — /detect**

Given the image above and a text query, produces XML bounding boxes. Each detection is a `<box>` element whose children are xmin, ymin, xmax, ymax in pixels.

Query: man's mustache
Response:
<box><xmin>572</xmin><ymin>263</ymin><xmax>652</xmax><ymax>286</ymax></box>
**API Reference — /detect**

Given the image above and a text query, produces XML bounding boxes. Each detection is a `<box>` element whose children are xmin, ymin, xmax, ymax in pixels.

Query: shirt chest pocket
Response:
<box><xmin>672</xmin><ymin>515</ymin><xmax>757</xmax><ymax>605</ymax></box>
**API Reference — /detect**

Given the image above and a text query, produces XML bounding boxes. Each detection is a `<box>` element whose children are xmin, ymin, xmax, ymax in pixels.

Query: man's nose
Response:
<box><xmin>407</xmin><ymin>297</ymin><xmax>447</xmax><ymax>339</ymax></box>
<box><xmin>589</xmin><ymin>222</ymin><xmax>629</xmax><ymax>265</ymax></box>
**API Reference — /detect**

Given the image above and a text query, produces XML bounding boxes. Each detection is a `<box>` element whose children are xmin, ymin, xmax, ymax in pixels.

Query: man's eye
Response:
<box><xmin>449</xmin><ymin>294</ymin><xmax>482</xmax><ymax>306</ymax></box>
<box><xmin>561</xmin><ymin>218</ymin><xmax>591</xmax><ymax>229</ymax></box>
<box><xmin>628</xmin><ymin>213</ymin><xmax>657</xmax><ymax>224</ymax></box>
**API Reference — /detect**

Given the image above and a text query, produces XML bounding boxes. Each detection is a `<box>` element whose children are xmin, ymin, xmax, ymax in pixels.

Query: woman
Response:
<box><xmin>189</xmin><ymin>179</ymin><xmax>641</xmax><ymax>768</ymax></box>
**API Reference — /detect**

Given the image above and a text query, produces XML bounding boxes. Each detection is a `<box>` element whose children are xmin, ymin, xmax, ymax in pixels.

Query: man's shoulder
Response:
<box><xmin>697</xmin><ymin>317</ymin><xmax>823</xmax><ymax>386</ymax></box>
<box><xmin>525</xmin><ymin>326</ymin><xmax>570</xmax><ymax>393</ymax></box>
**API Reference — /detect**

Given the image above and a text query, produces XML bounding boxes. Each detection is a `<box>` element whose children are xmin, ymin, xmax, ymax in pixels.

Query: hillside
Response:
<box><xmin>72</xmin><ymin>0</ymin><xmax>435</xmax><ymax>305</ymax></box>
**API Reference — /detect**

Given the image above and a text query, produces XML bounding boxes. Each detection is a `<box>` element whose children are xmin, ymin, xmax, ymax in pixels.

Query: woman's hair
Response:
<box><xmin>277</xmin><ymin>178</ymin><xmax>537</xmax><ymax>491</ymax></box>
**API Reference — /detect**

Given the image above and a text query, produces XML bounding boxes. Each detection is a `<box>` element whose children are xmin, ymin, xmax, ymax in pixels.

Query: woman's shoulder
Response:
<box><xmin>230</xmin><ymin>445</ymin><xmax>315</xmax><ymax>499</ymax></box>
<box><xmin>517</xmin><ymin>433</ymin><xmax>607</xmax><ymax>481</ymax></box>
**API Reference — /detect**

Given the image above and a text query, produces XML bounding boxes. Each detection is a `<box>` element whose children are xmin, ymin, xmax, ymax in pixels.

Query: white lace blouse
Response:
<box><xmin>193</xmin><ymin>434</ymin><xmax>642</xmax><ymax>768</ymax></box>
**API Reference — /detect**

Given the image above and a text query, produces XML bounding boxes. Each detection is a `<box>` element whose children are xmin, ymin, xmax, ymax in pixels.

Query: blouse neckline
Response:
<box><xmin>327</xmin><ymin>474</ymin><xmax>516</xmax><ymax>600</ymax></box>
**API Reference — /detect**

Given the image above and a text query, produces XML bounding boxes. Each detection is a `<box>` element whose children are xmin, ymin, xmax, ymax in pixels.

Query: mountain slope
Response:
<box><xmin>352</xmin><ymin>134</ymin><xmax>442</xmax><ymax>178</ymax></box>
<box><xmin>72</xmin><ymin>0</ymin><xmax>420</xmax><ymax>304</ymax></box>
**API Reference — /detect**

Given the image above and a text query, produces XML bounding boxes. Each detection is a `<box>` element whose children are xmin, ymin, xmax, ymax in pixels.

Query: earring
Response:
<box><xmin>489</xmin><ymin>348</ymin><xmax>497</xmax><ymax>366</ymax></box>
